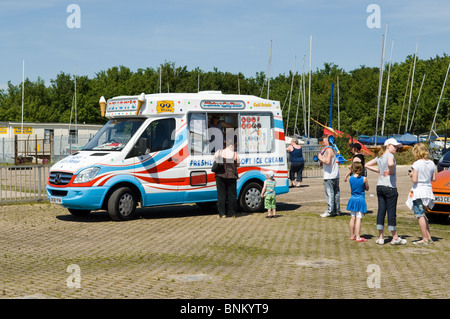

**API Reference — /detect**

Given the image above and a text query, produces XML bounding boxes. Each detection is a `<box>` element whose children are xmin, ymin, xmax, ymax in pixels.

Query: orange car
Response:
<box><xmin>426</xmin><ymin>169</ymin><xmax>450</xmax><ymax>222</ymax></box>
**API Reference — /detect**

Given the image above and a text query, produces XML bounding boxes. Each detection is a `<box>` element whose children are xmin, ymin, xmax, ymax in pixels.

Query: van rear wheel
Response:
<box><xmin>239</xmin><ymin>182</ymin><xmax>263</xmax><ymax>212</ymax></box>
<box><xmin>108</xmin><ymin>187</ymin><xmax>137</xmax><ymax>221</ymax></box>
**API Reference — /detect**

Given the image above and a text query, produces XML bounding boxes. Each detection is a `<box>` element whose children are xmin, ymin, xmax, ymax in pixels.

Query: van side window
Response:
<box><xmin>239</xmin><ymin>113</ymin><xmax>273</xmax><ymax>153</ymax></box>
<box><xmin>188</xmin><ymin>113</ymin><xmax>207</xmax><ymax>155</ymax></box>
<box><xmin>188</xmin><ymin>113</ymin><xmax>239</xmax><ymax>155</ymax></box>
<box><xmin>141</xmin><ymin>118</ymin><xmax>175</xmax><ymax>152</ymax></box>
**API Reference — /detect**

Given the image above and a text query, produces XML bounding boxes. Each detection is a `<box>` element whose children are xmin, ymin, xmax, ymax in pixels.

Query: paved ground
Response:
<box><xmin>0</xmin><ymin>165</ymin><xmax>448</xmax><ymax>299</ymax></box>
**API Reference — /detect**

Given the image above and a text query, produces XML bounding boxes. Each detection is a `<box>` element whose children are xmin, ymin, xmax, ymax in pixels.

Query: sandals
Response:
<box><xmin>350</xmin><ymin>236</ymin><xmax>367</xmax><ymax>242</ymax></box>
<box><xmin>413</xmin><ymin>239</ymin><xmax>433</xmax><ymax>245</ymax></box>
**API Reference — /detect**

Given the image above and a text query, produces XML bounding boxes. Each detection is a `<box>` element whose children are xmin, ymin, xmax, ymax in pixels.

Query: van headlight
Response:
<box><xmin>73</xmin><ymin>167</ymin><xmax>100</xmax><ymax>184</ymax></box>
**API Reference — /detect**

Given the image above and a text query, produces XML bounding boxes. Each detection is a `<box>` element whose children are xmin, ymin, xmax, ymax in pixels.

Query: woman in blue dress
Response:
<box><xmin>347</xmin><ymin>162</ymin><xmax>369</xmax><ymax>242</ymax></box>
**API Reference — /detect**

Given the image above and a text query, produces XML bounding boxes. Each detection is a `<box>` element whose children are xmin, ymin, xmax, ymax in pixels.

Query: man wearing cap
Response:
<box><xmin>318</xmin><ymin>135</ymin><xmax>341</xmax><ymax>217</ymax></box>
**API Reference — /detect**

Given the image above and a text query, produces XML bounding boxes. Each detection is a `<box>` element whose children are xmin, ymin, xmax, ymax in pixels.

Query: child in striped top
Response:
<box><xmin>261</xmin><ymin>171</ymin><xmax>277</xmax><ymax>218</ymax></box>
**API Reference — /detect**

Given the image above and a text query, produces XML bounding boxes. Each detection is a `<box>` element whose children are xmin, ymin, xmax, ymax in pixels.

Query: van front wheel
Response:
<box><xmin>239</xmin><ymin>182</ymin><xmax>263</xmax><ymax>212</ymax></box>
<box><xmin>108</xmin><ymin>187</ymin><xmax>137</xmax><ymax>221</ymax></box>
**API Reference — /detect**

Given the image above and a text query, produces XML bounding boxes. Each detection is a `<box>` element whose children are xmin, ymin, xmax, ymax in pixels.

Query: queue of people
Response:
<box><xmin>212</xmin><ymin>129</ymin><xmax>437</xmax><ymax>246</ymax></box>
<box><xmin>316</xmin><ymin>136</ymin><xmax>437</xmax><ymax>246</ymax></box>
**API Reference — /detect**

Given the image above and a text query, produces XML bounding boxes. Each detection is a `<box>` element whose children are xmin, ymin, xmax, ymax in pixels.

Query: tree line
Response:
<box><xmin>1</xmin><ymin>55</ymin><xmax>449</xmax><ymax>138</ymax></box>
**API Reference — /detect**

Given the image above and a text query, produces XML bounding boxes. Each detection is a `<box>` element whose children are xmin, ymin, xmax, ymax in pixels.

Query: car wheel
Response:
<box><xmin>108</xmin><ymin>187</ymin><xmax>137</xmax><ymax>221</ymax></box>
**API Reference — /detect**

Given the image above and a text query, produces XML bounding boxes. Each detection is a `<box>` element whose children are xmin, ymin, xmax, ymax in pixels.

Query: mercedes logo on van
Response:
<box><xmin>54</xmin><ymin>173</ymin><xmax>62</xmax><ymax>184</ymax></box>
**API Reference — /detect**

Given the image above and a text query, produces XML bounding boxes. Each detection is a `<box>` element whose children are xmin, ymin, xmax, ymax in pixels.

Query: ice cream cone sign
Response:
<box><xmin>136</xmin><ymin>93</ymin><xmax>145</xmax><ymax>115</ymax></box>
<box><xmin>99</xmin><ymin>96</ymin><xmax>106</xmax><ymax>117</ymax></box>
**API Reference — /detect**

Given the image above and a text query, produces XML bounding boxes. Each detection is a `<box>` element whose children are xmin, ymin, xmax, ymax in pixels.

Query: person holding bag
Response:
<box><xmin>213</xmin><ymin>136</ymin><xmax>240</xmax><ymax>218</ymax></box>
<box><xmin>406</xmin><ymin>143</ymin><xmax>436</xmax><ymax>245</ymax></box>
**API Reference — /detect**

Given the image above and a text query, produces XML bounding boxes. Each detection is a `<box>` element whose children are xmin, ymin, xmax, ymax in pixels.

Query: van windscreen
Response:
<box><xmin>83</xmin><ymin>118</ymin><xmax>145</xmax><ymax>151</ymax></box>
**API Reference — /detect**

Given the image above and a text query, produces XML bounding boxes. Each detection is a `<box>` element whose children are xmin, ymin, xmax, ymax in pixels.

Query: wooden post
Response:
<box><xmin>35</xmin><ymin>134</ymin><xmax>38</xmax><ymax>165</ymax></box>
<box><xmin>14</xmin><ymin>135</ymin><xmax>17</xmax><ymax>165</ymax></box>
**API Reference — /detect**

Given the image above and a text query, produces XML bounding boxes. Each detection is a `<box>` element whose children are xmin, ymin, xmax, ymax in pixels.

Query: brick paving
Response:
<box><xmin>0</xmin><ymin>165</ymin><xmax>448</xmax><ymax>299</ymax></box>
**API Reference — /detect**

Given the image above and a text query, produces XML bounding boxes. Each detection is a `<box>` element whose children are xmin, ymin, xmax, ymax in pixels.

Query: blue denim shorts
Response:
<box><xmin>413</xmin><ymin>199</ymin><xmax>426</xmax><ymax>218</ymax></box>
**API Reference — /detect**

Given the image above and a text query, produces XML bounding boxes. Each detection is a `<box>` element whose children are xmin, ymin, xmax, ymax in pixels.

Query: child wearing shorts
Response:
<box><xmin>406</xmin><ymin>143</ymin><xmax>436</xmax><ymax>245</ymax></box>
<box><xmin>347</xmin><ymin>162</ymin><xmax>369</xmax><ymax>242</ymax></box>
<box><xmin>261</xmin><ymin>171</ymin><xmax>277</xmax><ymax>218</ymax></box>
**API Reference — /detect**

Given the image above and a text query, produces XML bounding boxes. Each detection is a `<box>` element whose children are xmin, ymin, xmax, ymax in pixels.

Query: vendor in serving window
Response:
<box><xmin>209</xmin><ymin>114</ymin><xmax>233</xmax><ymax>130</ymax></box>
<box><xmin>209</xmin><ymin>114</ymin><xmax>234</xmax><ymax>153</ymax></box>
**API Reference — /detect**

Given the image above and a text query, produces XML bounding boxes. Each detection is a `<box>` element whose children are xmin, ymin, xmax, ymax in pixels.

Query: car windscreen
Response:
<box><xmin>443</xmin><ymin>151</ymin><xmax>450</xmax><ymax>162</ymax></box>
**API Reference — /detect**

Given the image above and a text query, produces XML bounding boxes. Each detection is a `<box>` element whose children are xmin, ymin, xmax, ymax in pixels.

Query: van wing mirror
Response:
<box><xmin>127</xmin><ymin>137</ymin><xmax>148</xmax><ymax>158</ymax></box>
<box><xmin>137</xmin><ymin>137</ymin><xmax>148</xmax><ymax>155</ymax></box>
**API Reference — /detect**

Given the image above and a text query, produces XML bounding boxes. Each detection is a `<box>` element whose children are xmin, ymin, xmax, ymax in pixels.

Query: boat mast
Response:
<box><xmin>337</xmin><ymin>75</ymin><xmax>340</xmax><ymax>131</ymax></box>
<box><xmin>267</xmin><ymin>40</ymin><xmax>272</xmax><ymax>99</ymax></box>
<box><xmin>286</xmin><ymin>56</ymin><xmax>296</xmax><ymax>136</ymax></box>
<box><xmin>308</xmin><ymin>35</ymin><xmax>312</xmax><ymax>139</ymax></box>
<box><xmin>429</xmin><ymin>62</ymin><xmax>450</xmax><ymax>141</ymax></box>
<box><xmin>405</xmin><ymin>36</ymin><xmax>419</xmax><ymax>133</ymax></box>
<box><xmin>398</xmin><ymin>60</ymin><xmax>413</xmax><ymax>133</ymax></box>
<box><xmin>409</xmin><ymin>73</ymin><xmax>426</xmax><ymax>132</ymax></box>
<box><xmin>295</xmin><ymin>56</ymin><xmax>305</xmax><ymax>136</ymax></box>
<box><xmin>21</xmin><ymin>60</ymin><xmax>24</xmax><ymax>135</ymax></box>
<box><xmin>302</xmin><ymin>55</ymin><xmax>307</xmax><ymax>136</ymax></box>
<box><xmin>381</xmin><ymin>40</ymin><xmax>394</xmax><ymax>136</ymax></box>
<box><xmin>375</xmin><ymin>32</ymin><xmax>386</xmax><ymax>145</ymax></box>
<box><xmin>74</xmin><ymin>65</ymin><xmax>77</xmax><ymax>135</ymax></box>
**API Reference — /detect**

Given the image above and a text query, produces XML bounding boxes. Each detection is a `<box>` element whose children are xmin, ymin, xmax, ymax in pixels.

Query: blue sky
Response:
<box><xmin>1</xmin><ymin>0</ymin><xmax>450</xmax><ymax>91</ymax></box>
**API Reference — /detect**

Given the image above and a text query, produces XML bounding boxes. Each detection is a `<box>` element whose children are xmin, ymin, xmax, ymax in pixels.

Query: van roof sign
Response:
<box><xmin>106</xmin><ymin>98</ymin><xmax>138</xmax><ymax>115</ymax></box>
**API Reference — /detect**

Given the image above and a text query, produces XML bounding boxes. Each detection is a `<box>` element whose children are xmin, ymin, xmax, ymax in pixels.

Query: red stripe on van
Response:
<box><xmin>274</xmin><ymin>130</ymin><xmax>285</xmax><ymax>141</ymax></box>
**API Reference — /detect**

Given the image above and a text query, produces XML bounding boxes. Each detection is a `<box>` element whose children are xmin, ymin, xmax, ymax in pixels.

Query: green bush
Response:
<box><xmin>395</xmin><ymin>148</ymin><xmax>415</xmax><ymax>165</ymax></box>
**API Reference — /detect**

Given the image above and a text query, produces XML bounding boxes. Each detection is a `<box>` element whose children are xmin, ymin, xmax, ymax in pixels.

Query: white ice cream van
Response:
<box><xmin>47</xmin><ymin>91</ymin><xmax>289</xmax><ymax>220</ymax></box>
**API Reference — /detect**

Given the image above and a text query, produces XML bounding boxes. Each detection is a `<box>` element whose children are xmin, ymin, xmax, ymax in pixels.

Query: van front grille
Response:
<box><xmin>48</xmin><ymin>172</ymin><xmax>73</xmax><ymax>185</ymax></box>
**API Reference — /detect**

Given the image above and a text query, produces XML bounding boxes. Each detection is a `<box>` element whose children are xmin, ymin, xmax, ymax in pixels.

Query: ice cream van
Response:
<box><xmin>46</xmin><ymin>91</ymin><xmax>289</xmax><ymax>220</ymax></box>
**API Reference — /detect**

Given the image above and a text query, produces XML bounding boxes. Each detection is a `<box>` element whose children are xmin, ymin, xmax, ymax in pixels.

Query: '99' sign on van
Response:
<box><xmin>157</xmin><ymin>101</ymin><xmax>175</xmax><ymax>113</ymax></box>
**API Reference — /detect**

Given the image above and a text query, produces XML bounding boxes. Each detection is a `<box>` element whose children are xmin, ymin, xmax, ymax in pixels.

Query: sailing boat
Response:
<box><xmin>310</xmin><ymin>117</ymin><xmax>374</xmax><ymax>156</ymax></box>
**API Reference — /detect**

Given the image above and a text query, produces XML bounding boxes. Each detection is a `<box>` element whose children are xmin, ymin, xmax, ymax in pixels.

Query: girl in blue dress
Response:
<box><xmin>347</xmin><ymin>162</ymin><xmax>369</xmax><ymax>242</ymax></box>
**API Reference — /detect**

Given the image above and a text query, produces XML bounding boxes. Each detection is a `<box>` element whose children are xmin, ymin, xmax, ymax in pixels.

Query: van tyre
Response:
<box><xmin>108</xmin><ymin>187</ymin><xmax>137</xmax><ymax>221</ymax></box>
<box><xmin>239</xmin><ymin>182</ymin><xmax>263</xmax><ymax>212</ymax></box>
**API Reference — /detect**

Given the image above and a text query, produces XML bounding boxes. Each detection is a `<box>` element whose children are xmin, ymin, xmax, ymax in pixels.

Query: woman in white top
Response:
<box><xmin>407</xmin><ymin>143</ymin><xmax>436</xmax><ymax>245</ymax></box>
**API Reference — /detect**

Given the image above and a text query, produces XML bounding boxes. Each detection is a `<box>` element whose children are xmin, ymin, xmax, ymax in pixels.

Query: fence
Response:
<box><xmin>0</xmin><ymin>165</ymin><xmax>51</xmax><ymax>203</ymax></box>
<box><xmin>292</xmin><ymin>144</ymin><xmax>323</xmax><ymax>178</ymax></box>
<box><xmin>0</xmin><ymin>135</ymin><xmax>93</xmax><ymax>164</ymax></box>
